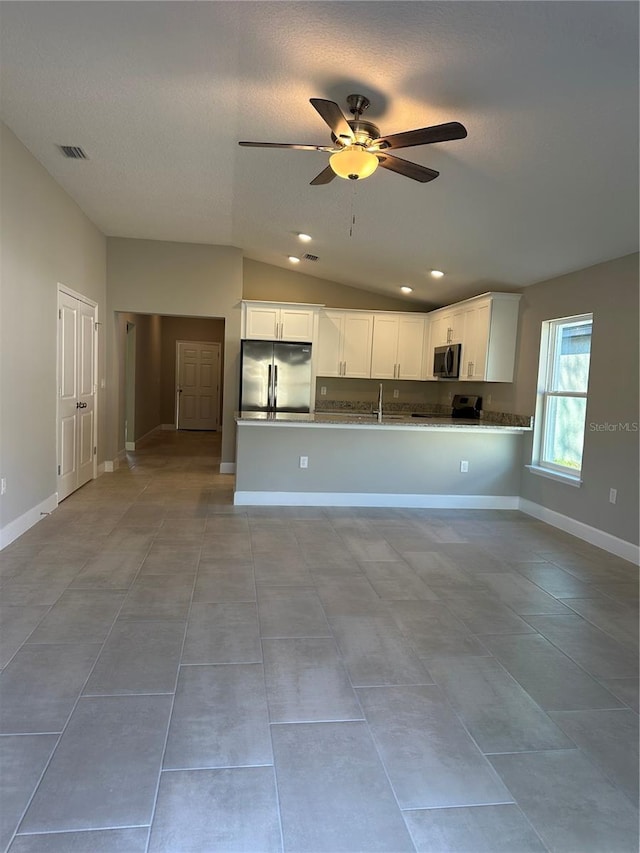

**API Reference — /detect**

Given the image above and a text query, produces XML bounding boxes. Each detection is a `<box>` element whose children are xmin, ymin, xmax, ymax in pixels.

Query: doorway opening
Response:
<box><xmin>116</xmin><ymin>313</ymin><xmax>225</xmax><ymax>454</ymax></box>
<box><xmin>124</xmin><ymin>322</ymin><xmax>136</xmax><ymax>450</ymax></box>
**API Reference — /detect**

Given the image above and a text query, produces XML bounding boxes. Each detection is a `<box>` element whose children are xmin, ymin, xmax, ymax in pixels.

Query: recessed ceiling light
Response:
<box><xmin>288</xmin><ymin>256</ymin><xmax>300</xmax><ymax>264</ymax></box>
<box><xmin>297</xmin><ymin>233</ymin><xmax>312</xmax><ymax>242</ymax></box>
<box><xmin>400</xmin><ymin>286</ymin><xmax>413</xmax><ymax>294</ymax></box>
<box><xmin>430</xmin><ymin>270</ymin><xmax>445</xmax><ymax>278</ymax></box>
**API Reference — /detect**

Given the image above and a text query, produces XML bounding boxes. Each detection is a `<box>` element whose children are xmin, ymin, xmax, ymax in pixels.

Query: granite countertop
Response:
<box><xmin>236</xmin><ymin>411</ymin><xmax>532</xmax><ymax>431</ymax></box>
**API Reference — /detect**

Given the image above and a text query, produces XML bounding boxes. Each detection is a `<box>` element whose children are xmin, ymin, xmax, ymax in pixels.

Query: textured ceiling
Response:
<box><xmin>1</xmin><ymin>1</ymin><xmax>638</xmax><ymax>307</ymax></box>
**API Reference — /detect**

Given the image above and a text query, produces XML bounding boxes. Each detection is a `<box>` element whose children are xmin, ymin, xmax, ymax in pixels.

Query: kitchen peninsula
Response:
<box><xmin>234</xmin><ymin>411</ymin><xmax>531</xmax><ymax>507</ymax></box>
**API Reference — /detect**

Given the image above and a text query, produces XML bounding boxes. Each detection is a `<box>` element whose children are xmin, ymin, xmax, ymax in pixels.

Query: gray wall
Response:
<box><xmin>106</xmin><ymin>238</ymin><xmax>243</xmax><ymax>465</ymax></box>
<box><xmin>0</xmin><ymin>122</ymin><xmax>107</xmax><ymax>530</ymax></box>
<box><xmin>236</xmin><ymin>425</ymin><xmax>522</xmax><ymax>497</ymax></box>
<box><xmin>518</xmin><ymin>254</ymin><xmax>639</xmax><ymax>544</ymax></box>
<box><xmin>431</xmin><ymin>254</ymin><xmax>639</xmax><ymax>544</ymax></box>
<box><xmin>116</xmin><ymin>313</ymin><xmax>163</xmax><ymax>446</ymax></box>
<box><xmin>243</xmin><ymin>258</ymin><xmax>428</xmax><ymax>311</ymax></box>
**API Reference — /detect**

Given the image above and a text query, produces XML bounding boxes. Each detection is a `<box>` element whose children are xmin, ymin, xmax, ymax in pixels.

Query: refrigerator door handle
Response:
<box><xmin>273</xmin><ymin>364</ymin><xmax>278</xmax><ymax>409</ymax></box>
<box><xmin>267</xmin><ymin>363</ymin><xmax>273</xmax><ymax>408</ymax></box>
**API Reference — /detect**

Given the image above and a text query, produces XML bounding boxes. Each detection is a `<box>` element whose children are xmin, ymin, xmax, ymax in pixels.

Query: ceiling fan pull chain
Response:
<box><xmin>349</xmin><ymin>185</ymin><xmax>356</xmax><ymax>238</ymax></box>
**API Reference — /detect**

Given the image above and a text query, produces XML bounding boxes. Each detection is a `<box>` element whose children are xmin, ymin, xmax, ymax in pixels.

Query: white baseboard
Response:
<box><xmin>233</xmin><ymin>492</ymin><xmax>520</xmax><ymax>509</ymax></box>
<box><xmin>220</xmin><ymin>462</ymin><xmax>236</xmax><ymax>475</ymax></box>
<box><xmin>519</xmin><ymin>498</ymin><xmax>640</xmax><ymax>565</ymax></box>
<box><xmin>104</xmin><ymin>449</ymin><xmax>127</xmax><ymax>473</ymax></box>
<box><xmin>0</xmin><ymin>493</ymin><xmax>58</xmax><ymax>550</ymax></box>
<box><xmin>161</xmin><ymin>423</ymin><xmax>176</xmax><ymax>431</ymax></box>
<box><xmin>125</xmin><ymin>425</ymin><xmax>164</xmax><ymax>452</ymax></box>
<box><xmin>97</xmin><ymin>462</ymin><xmax>106</xmax><ymax>476</ymax></box>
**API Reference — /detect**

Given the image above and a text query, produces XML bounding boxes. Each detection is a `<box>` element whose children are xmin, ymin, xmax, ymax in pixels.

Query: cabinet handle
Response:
<box><xmin>343</xmin><ymin>361</ymin><xmax>346</xmax><ymax>376</ymax></box>
<box><xmin>396</xmin><ymin>363</ymin><xmax>400</xmax><ymax>379</ymax></box>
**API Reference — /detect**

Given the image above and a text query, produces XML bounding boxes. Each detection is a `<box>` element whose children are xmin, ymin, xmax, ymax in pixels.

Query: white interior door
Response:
<box><xmin>57</xmin><ymin>288</ymin><xmax>96</xmax><ymax>501</ymax></box>
<box><xmin>176</xmin><ymin>341</ymin><xmax>221</xmax><ymax>430</ymax></box>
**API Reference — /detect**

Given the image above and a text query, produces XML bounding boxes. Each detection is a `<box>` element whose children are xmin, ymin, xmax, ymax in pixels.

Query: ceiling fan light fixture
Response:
<box><xmin>329</xmin><ymin>145</ymin><xmax>379</xmax><ymax>181</ymax></box>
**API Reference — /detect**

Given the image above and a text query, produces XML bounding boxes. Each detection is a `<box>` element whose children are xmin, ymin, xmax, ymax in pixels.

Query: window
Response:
<box><xmin>532</xmin><ymin>313</ymin><xmax>593</xmax><ymax>482</ymax></box>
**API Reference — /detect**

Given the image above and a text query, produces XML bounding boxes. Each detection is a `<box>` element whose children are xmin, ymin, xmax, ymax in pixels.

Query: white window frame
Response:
<box><xmin>529</xmin><ymin>313</ymin><xmax>593</xmax><ymax>485</ymax></box>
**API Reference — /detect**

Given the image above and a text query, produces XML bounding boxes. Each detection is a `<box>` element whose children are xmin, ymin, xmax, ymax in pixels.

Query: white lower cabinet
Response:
<box><xmin>371</xmin><ymin>314</ymin><xmax>425</xmax><ymax>380</ymax></box>
<box><xmin>317</xmin><ymin>310</ymin><xmax>373</xmax><ymax>378</ymax></box>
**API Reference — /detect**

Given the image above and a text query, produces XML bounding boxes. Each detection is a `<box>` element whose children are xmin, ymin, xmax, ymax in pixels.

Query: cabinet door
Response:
<box><xmin>449</xmin><ymin>307</ymin><xmax>465</xmax><ymax>343</ymax></box>
<box><xmin>342</xmin><ymin>313</ymin><xmax>373</xmax><ymax>378</ymax></box>
<box><xmin>422</xmin><ymin>316</ymin><xmax>436</xmax><ymax>380</ymax></box>
<box><xmin>461</xmin><ymin>302</ymin><xmax>490</xmax><ymax>380</ymax></box>
<box><xmin>244</xmin><ymin>305</ymin><xmax>279</xmax><ymax>340</ymax></box>
<box><xmin>280</xmin><ymin>308</ymin><xmax>315</xmax><ymax>342</ymax></box>
<box><xmin>316</xmin><ymin>311</ymin><xmax>344</xmax><ymax>377</ymax></box>
<box><xmin>370</xmin><ymin>315</ymin><xmax>399</xmax><ymax>379</ymax></box>
<box><xmin>428</xmin><ymin>312</ymin><xmax>450</xmax><ymax>348</ymax></box>
<box><xmin>396</xmin><ymin>316</ymin><xmax>425</xmax><ymax>380</ymax></box>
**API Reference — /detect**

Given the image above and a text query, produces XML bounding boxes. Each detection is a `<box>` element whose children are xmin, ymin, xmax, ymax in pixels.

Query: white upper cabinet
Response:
<box><xmin>428</xmin><ymin>306</ymin><xmax>464</xmax><ymax>347</ymax></box>
<box><xmin>458</xmin><ymin>293</ymin><xmax>521</xmax><ymax>382</ymax></box>
<box><xmin>242</xmin><ymin>301</ymin><xmax>320</xmax><ymax>342</ymax></box>
<box><xmin>371</xmin><ymin>314</ymin><xmax>425</xmax><ymax>380</ymax></box>
<box><xmin>317</xmin><ymin>310</ymin><xmax>374</xmax><ymax>378</ymax></box>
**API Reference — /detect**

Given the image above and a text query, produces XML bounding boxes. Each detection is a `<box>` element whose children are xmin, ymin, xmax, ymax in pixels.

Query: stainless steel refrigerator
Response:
<box><xmin>240</xmin><ymin>340</ymin><xmax>313</xmax><ymax>413</ymax></box>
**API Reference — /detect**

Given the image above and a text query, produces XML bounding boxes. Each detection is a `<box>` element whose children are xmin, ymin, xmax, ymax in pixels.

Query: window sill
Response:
<box><xmin>526</xmin><ymin>465</ymin><xmax>582</xmax><ymax>487</ymax></box>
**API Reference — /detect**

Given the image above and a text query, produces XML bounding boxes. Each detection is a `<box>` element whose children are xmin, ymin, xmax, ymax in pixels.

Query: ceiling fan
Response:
<box><xmin>239</xmin><ymin>94</ymin><xmax>467</xmax><ymax>185</ymax></box>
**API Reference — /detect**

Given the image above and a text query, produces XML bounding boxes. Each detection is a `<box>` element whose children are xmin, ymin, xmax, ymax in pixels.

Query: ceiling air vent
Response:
<box><xmin>302</xmin><ymin>253</ymin><xmax>319</xmax><ymax>262</ymax></box>
<box><xmin>57</xmin><ymin>145</ymin><xmax>88</xmax><ymax>160</ymax></box>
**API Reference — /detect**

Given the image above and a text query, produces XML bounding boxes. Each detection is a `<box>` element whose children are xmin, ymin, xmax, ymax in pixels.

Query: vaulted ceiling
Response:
<box><xmin>1</xmin><ymin>1</ymin><xmax>637</xmax><ymax>306</ymax></box>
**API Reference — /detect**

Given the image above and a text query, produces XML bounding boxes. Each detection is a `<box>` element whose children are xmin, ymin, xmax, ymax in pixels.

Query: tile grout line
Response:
<box><xmin>6</xmin><ymin>525</ymin><xmax>160</xmax><ymax>852</ymax></box>
<box><xmin>142</xmin><ymin>536</ymin><xmax>202</xmax><ymax>853</ymax></box>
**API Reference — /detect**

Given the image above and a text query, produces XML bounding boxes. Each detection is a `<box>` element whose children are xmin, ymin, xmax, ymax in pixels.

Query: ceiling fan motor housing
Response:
<box><xmin>331</xmin><ymin>119</ymin><xmax>380</xmax><ymax>148</ymax></box>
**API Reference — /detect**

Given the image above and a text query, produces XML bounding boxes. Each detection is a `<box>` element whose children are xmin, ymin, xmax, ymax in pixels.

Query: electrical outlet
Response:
<box><xmin>393</xmin><ymin>389</ymin><xmax>399</xmax><ymax>399</ymax></box>
<box><xmin>609</xmin><ymin>488</ymin><xmax>617</xmax><ymax>504</ymax></box>
<box><xmin>486</xmin><ymin>394</ymin><xmax>492</xmax><ymax>404</ymax></box>
<box><xmin>320</xmin><ymin>386</ymin><xmax>327</xmax><ymax>396</ymax></box>
<box><xmin>460</xmin><ymin>460</ymin><xmax>469</xmax><ymax>473</ymax></box>
<box><xmin>0</xmin><ymin>478</ymin><xmax>6</xmax><ymax>495</ymax></box>
<box><xmin>299</xmin><ymin>456</ymin><xmax>309</xmax><ymax>469</ymax></box>
<box><xmin>447</xmin><ymin>392</ymin><xmax>453</xmax><ymax>402</ymax></box>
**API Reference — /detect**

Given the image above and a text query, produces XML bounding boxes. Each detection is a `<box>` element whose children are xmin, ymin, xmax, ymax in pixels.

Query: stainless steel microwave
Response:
<box><xmin>433</xmin><ymin>343</ymin><xmax>462</xmax><ymax>378</ymax></box>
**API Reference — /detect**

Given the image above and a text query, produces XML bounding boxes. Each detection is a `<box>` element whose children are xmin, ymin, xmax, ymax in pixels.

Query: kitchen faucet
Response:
<box><xmin>374</xmin><ymin>383</ymin><xmax>383</xmax><ymax>423</ymax></box>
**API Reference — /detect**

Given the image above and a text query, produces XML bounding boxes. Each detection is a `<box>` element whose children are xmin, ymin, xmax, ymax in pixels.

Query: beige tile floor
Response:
<box><xmin>0</xmin><ymin>430</ymin><xmax>638</xmax><ymax>853</ymax></box>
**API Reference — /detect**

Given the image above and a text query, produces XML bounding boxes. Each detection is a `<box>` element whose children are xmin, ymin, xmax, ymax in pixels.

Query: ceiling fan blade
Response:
<box><xmin>377</xmin><ymin>153</ymin><xmax>439</xmax><ymax>183</ymax></box>
<box><xmin>310</xmin><ymin>165</ymin><xmax>337</xmax><ymax>186</ymax></box>
<box><xmin>375</xmin><ymin>121</ymin><xmax>467</xmax><ymax>151</ymax></box>
<box><xmin>309</xmin><ymin>98</ymin><xmax>354</xmax><ymax>145</ymax></box>
<box><xmin>239</xmin><ymin>141</ymin><xmax>335</xmax><ymax>152</ymax></box>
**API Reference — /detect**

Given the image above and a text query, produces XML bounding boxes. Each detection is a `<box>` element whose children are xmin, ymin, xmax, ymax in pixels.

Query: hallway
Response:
<box><xmin>0</xmin><ymin>431</ymin><xmax>638</xmax><ymax>852</ymax></box>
